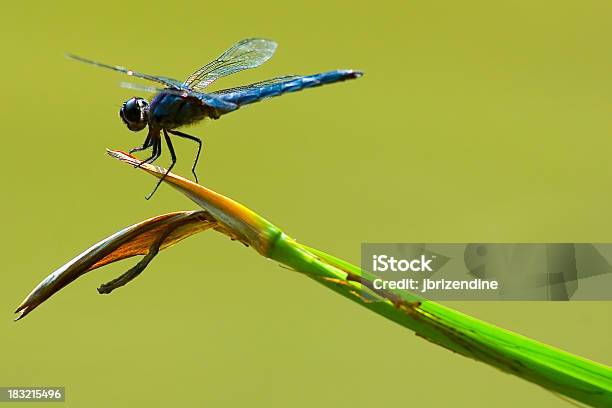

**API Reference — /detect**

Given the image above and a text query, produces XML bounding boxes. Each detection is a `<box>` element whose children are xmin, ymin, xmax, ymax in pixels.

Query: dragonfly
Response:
<box><xmin>68</xmin><ymin>38</ymin><xmax>363</xmax><ymax>199</ymax></box>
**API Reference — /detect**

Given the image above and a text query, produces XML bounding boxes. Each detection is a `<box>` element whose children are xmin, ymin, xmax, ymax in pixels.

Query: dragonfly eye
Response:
<box><xmin>120</xmin><ymin>97</ymin><xmax>149</xmax><ymax>132</ymax></box>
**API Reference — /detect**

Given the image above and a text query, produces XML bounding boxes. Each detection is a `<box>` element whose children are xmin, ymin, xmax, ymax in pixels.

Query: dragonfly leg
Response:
<box><xmin>135</xmin><ymin>140</ymin><xmax>160</xmax><ymax>173</ymax></box>
<box><xmin>145</xmin><ymin>129</ymin><xmax>176</xmax><ymax>200</ymax></box>
<box><xmin>168</xmin><ymin>130</ymin><xmax>203</xmax><ymax>183</ymax></box>
<box><xmin>129</xmin><ymin>132</ymin><xmax>153</xmax><ymax>154</ymax></box>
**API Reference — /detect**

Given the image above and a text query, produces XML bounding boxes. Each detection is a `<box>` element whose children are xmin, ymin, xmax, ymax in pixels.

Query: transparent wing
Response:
<box><xmin>120</xmin><ymin>81</ymin><xmax>164</xmax><ymax>94</ymax></box>
<box><xmin>183</xmin><ymin>38</ymin><xmax>277</xmax><ymax>92</ymax></box>
<box><xmin>210</xmin><ymin>75</ymin><xmax>299</xmax><ymax>95</ymax></box>
<box><xmin>119</xmin><ymin>82</ymin><xmax>237</xmax><ymax>112</ymax></box>
<box><xmin>67</xmin><ymin>54</ymin><xmax>184</xmax><ymax>89</ymax></box>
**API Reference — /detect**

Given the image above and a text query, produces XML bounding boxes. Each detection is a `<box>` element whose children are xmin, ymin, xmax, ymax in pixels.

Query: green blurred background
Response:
<box><xmin>2</xmin><ymin>1</ymin><xmax>611</xmax><ymax>406</ymax></box>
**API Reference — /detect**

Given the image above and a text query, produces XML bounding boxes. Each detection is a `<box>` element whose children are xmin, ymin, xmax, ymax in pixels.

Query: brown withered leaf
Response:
<box><xmin>16</xmin><ymin>149</ymin><xmax>256</xmax><ymax>321</ymax></box>
<box><xmin>15</xmin><ymin>211</ymin><xmax>217</xmax><ymax>320</ymax></box>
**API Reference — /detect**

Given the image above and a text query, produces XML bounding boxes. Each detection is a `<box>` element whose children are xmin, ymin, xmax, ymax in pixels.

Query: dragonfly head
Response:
<box><xmin>120</xmin><ymin>97</ymin><xmax>149</xmax><ymax>132</ymax></box>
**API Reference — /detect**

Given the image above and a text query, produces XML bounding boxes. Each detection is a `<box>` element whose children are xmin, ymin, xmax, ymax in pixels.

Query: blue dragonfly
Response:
<box><xmin>68</xmin><ymin>38</ymin><xmax>363</xmax><ymax>199</ymax></box>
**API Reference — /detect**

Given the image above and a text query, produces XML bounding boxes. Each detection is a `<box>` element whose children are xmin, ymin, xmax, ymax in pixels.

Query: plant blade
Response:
<box><xmin>15</xmin><ymin>211</ymin><xmax>216</xmax><ymax>320</ymax></box>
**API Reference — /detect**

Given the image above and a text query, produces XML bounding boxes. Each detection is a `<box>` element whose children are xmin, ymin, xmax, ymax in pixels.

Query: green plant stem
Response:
<box><xmin>267</xmin><ymin>235</ymin><xmax>612</xmax><ymax>407</ymax></box>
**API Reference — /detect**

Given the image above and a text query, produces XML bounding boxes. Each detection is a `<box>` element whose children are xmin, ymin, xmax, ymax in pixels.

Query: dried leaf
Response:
<box><xmin>15</xmin><ymin>211</ymin><xmax>216</xmax><ymax>320</ymax></box>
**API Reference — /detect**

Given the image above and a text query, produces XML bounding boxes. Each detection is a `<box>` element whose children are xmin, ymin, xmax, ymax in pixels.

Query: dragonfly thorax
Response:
<box><xmin>120</xmin><ymin>97</ymin><xmax>149</xmax><ymax>132</ymax></box>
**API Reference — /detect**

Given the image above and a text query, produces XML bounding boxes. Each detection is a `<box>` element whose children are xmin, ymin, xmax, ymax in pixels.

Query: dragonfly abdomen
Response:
<box><xmin>217</xmin><ymin>70</ymin><xmax>363</xmax><ymax>108</ymax></box>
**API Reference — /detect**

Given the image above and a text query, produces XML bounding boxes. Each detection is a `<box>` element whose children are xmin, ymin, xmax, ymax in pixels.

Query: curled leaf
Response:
<box><xmin>15</xmin><ymin>211</ymin><xmax>217</xmax><ymax>320</ymax></box>
<box><xmin>16</xmin><ymin>149</ymin><xmax>277</xmax><ymax>321</ymax></box>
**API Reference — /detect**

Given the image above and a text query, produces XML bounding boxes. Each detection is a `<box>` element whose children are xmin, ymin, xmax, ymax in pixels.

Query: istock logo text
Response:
<box><xmin>372</xmin><ymin>254</ymin><xmax>434</xmax><ymax>272</ymax></box>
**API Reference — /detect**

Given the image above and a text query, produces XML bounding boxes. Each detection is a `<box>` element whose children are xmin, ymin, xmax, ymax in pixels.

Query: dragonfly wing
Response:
<box><xmin>120</xmin><ymin>81</ymin><xmax>163</xmax><ymax>94</ymax></box>
<box><xmin>182</xmin><ymin>38</ymin><xmax>277</xmax><ymax>92</ymax></box>
<box><xmin>67</xmin><ymin>54</ymin><xmax>184</xmax><ymax>89</ymax></box>
<box><xmin>120</xmin><ymin>81</ymin><xmax>238</xmax><ymax>112</ymax></box>
<box><xmin>210</xmin><ymin>75</ymin><xmax>299</xmax><ymax>95</ymax></box>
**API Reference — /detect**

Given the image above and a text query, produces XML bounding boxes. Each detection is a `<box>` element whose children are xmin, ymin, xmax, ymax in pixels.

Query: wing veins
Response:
<box><xmin>210</xmin><ymin>75</ymin><xmax>300</xmax><ymax>95</ymax></box>
<box><xmin>67</xmin><ymin>54</ymin><xmax>184</xmax><ymax>89</ymax></box>
<box><xmin>182</xmin><ymin>38</ymin><xmax>277</xmax><ymax>91</ymax></box>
